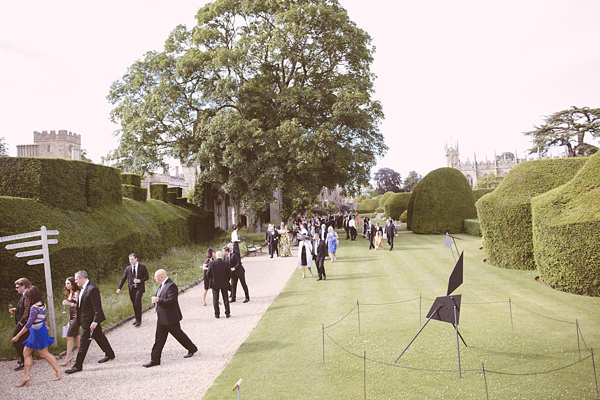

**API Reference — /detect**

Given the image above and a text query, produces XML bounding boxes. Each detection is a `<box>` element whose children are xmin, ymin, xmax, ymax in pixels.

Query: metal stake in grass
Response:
<box><xmin>482</xmin><ymin>362</ymin><xmax>489</xmax><ymax>400</ymax></box>
<box><xmin>576</xmin><ymin>319</ymin><xmax>581</xmax><ymax>362</ymax></box>
<box><xmin>509</xmin><ymin>297</ymin><xmax>514</xmax><ymax>334</ymax></box>
<box><xmin>357</xmin><ymin>300</ymin><xmax>361</xmax><ymax>336</ymax></box>
<box><xmin>591</xmin><ymin>348</ymin><xmax>599</xmax><ymax>399</ymax></box>
<box><xmin>322</xmin><ymin>323</ymin><xmax>325</xmax><ymax>363</ymax></box>
<box><xmin>363</xmin><ymin>351</ymin><xmax>367</xmax><ymax>400</ymax></box>
<box><xmin>232</xmin><ymin>378</ymin><xmax>242</xmax><ymax>400</ymax></box>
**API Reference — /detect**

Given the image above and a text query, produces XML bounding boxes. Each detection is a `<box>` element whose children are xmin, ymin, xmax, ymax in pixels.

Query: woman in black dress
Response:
<box><xmin>60</xmin><ymin>276</ymin><xmax>80</xmax><ymax>366</ymax></box>
<box><xmin>202</xmin><ymin>248</ymin><xmax>215</xmax><ymax>306</ymax></box>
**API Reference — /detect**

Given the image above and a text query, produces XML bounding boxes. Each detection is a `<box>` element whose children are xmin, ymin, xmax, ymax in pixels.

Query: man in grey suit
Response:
<box><xmin>143</xmin><ymin>269</ymin><xmax>198</xmax><ymax>367</ymax></box>
<box><xmin>206</xmin><ymin>251</ymin><xmax>232</xmax><ymax>318</ymax></box>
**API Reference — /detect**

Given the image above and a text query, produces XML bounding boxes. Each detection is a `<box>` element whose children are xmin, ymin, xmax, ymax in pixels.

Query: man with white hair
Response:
<box><xmin>206</xmin><ymin>251</ymin><xmax>232</xmax><ymax>318</ymax></box>
<box><xmin>143</xmin><ymin>269</ymin><xmax>198</xmax><ymax>367</ymax></box>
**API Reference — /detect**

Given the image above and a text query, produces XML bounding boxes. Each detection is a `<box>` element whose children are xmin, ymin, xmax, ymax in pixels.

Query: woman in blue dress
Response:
<box><xmin>327</xmin><ymin>226</ymin><xmax>339</xmax><ymax>262</ymax></box>
<box><xmin>12</xmin><ymin>285</ymin><xmax>62</xmax><ymax>387</ymax></box>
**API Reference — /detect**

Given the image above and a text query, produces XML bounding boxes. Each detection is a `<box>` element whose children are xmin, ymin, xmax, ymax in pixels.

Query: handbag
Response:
<box><xmin>61</xmin><ymin>324</ymin><xmax>69</xmax><ymax>338</ymax></box>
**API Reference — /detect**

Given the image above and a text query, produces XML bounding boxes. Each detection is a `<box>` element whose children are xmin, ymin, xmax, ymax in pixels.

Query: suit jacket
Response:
<box><xmin>229</xmin><ymin>252</ymin><xmax>245</xmax><ymax>278</ymax></box>
<box><xmin>78</xmin><ymin>281</ymin><xmax>106</xmax><ymax>329</ymax></box>
<box><xmin>118</xmin><ymin>263</ymin><xmax>149</xmax><ymax>293</ymax></box>
<box><xmin>385</xmin><ymin>223</ymin><xmax>397</xmax><ymax>237</ymax></box>
<box><xmin>314</xmin><ymin>238</ymin><xmax>327</xmax><ymax>263</ymax></box>
<box><xmin>15</xmin><ymin>294</ymin><xmax>27</xmax><ymax>326</ymax></box>
<box><xmin>266</xmin><ymin>229</ymin><xmax>279</xmax><ymax>244</ymax></box>
<box><xmin>154</xmin><ymin>278</ymin><xmax>183</xmax><ymax>326</ymax></box>
<box><xmin>207</xmin><ymin>258</ymin><xmax>232</xmax><ymax>289</ymax></box>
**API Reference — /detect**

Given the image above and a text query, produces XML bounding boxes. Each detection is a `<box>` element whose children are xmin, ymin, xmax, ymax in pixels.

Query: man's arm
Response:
<box><xmin>117</xmin><ymin>266</ymin><xmax>129</xmax><ymax>291</ymax></box>
<box><xmin>139</xmin><ymin>264</ymin><xmax>150</xmax><ymax>283</ymax></box>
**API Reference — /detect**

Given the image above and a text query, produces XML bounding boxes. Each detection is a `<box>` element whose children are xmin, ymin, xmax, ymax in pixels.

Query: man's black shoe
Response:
<box><xmin>317</xmin><ymin>277</ymin><xmax>322</xmax><ymax>281</ymax></box>
<box><xmin>65</xmin><ymin>366</ymin><xmax>82</xmax><ymax>374</ymax></box>
<box><xmin>133</xmin><ymin>321</ymin><xmax>141</xmax><ymax>327</ymax></box>
<box><xmin>230</xmin><ymin>299</ymin><xmax>236</xmax><ymax>303</ymax></box>
<box><xmin>14</xmin><ymin>363</ymin><xmax>24</xmax><ymax>371</ymax></box>
<box><xmin>98</xmin><ymin>355</ymin><xmax>115</xmax><ymax>363</ymax></box>
<box><xmin>226</xmin><ymin>314</ymin><xmax>231</xmax><ymax>318</ymax></box>
<box><xmin>215</xmin><ymin>315</ymin><xmax>220</xmax><ymax>319</ymax></box>
<box><xmin>243</xmin><ymin>299</ymin><xmax>249</xmax><ymax>303</ymax></box>
<box><xmin>184</xmin><ymin>350</ymin><xmax>196</xmax><ymax>358</ymax></box>
<box><xmin>143</xmin><ymin>361</ymin><xmax>159</xmax><ymax>368</ymax></box>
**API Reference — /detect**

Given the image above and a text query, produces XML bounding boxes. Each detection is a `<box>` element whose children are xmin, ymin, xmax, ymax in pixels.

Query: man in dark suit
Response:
<box><xmin>207</xmin><ymin>251</ymin><xmax>231</xmax><ymax>318</ymax></box>
<box><xmin>369</xmin><ymin>222</ymin><xmax>376</xmax><ymax>250</ymax></box>
<box><xmin>116</xmin><ymin>253</ymin><xmax>149</xmax><ymax>327</ymax></box>
<box><xmin>385</xmin><ymin>218</ymin><xmax>398</xmax><ymax>251</ymax></box>
<box><xmin>313</xmin><ymin>233</ymin><xmax>327</xmax><ymax>280</ymax></box>
<box><xmin>266</xmin><ymin>224</ymin><xmax>280</xmax><ymax>258</ymax></box>
<box><xmin>66</xmin><ymin>270</ymin><xmax>115</xmax><ymax>374</ymax></box>
<box><xmin>225</xmin><ymin>244</ymin><xmax>249</xmax><ymax>303</ymax></box>
<box><xmin>143</xmin><ymin>269</ymin><xmax>198</xmax><ymax>367</ymax></box>
<box><xmin>9</xmin><ymin>277</ymin><xmax>32</xmax><ymax>371</ymax></box>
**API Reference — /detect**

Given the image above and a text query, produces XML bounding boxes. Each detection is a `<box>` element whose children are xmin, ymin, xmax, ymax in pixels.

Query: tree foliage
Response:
<box><xmin>0</xmin><ymin>137</ymin><xmax>8</xmax><ymax>156</ymax></box>
<box><xmin>525</xmin><ymin>106</ymin><xmax>600</xmax><ymax>157</ymax></box>
<box><xmin>107</xmin><ymin>0</ymin><xmax>386</xmax><ymax>221</ymax></box>
<box><xmin>496</xmin><ymin>152</ymin><xmax>514</xmax><ymax>162</ymax></box>
<box><xmin>403</xmin><ymin>170</ymin><xmax>422</xmax><ymax>192</ymax></box>
<box><xmin>475</xmin><ymin>173</ymin><xmax>503</xmax><ymax>189</ymax></box>
<box><xmin>373</xmin><ymin>167</ymin><xmax>401</xmax><ymax>193</ymax></box>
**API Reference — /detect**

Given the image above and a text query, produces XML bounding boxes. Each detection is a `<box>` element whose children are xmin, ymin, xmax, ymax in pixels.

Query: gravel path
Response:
<box><xmin>1</xmin><ymin>247</ymin><xmax>298</xmax><ymax>399</ymax></box>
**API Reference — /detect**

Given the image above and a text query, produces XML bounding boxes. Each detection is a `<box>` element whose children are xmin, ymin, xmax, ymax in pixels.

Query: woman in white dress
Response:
<box><xmin>297</xmin><ymin>229</ymin><xmax>314</xmax><ymax>279</ymax></box>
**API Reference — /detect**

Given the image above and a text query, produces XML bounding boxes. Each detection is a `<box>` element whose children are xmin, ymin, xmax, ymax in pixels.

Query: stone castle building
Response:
<box><xmin>445</xmin><ymin>142</ymin><xmax>523</xmax><ymax>187</ymax></box>
<box><xmin>17</xmin><ymin>130</ymin><xmax>81</xmax><ymax>160</ymax></box>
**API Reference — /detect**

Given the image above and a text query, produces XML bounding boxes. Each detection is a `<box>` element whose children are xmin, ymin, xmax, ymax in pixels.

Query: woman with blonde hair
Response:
<box><xmin>326</xmin><ymin>226</ymin><xmax>339</xmax><ymax>262</ymax></box>
<box><xmin>278</xmin><ymin>222</ymin><xmax>293</xmax><ymax>257</ymax></box>
<box><xmin>12</xmin><ymin>286</ymin><xmax>62</xmax><ymax>386</ymax></box>
<box><xmin>60</xmin><ymin>276</ymin><xmax>80</xmax><ymax>366</ymax></box>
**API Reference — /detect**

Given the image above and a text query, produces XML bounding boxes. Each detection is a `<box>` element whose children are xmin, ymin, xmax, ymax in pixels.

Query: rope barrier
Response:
<box><xmin>323</xmin><ymin>303</ymin><xmax>358</xmax><ymax>329</ymax></box>
<box><xmin>359</xmin><ymin>297</ymin><xmax>421</xmax><ymax>306</ymax></box>
<box><xmin>511</xmin><ymin>301</ymin><xmax>576</xmax><ymax>325</ymax></box>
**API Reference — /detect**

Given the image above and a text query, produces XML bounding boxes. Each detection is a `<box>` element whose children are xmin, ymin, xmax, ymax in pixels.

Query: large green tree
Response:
<box><xmin>525</xmin><ymin>106</ymin><xmax>600</xmax><ymax>157</ymax></box>
<box><xmin>403</xmin><ymin>170</ymin><xmax>422</xmax><ymax>192</ymax></box>
<box><xmin>107</xmin><ymin>0</ymin><xmax>386</xmax><ymax>220</ymax></box>
<box><xmin>373</xmin><ymin>167</ymin><xmax>401</xmax><ymax>193</ymax></box>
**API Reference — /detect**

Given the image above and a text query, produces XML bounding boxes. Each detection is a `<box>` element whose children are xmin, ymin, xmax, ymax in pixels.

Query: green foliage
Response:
<box><xmin>476</xmin><ymin>158</ymin><xmax>588</xmax><ymax>270</ymax></box>
<box><xmin>107</xmin><ymin>0</ymin><xmax>386</xmax><ymax>219</ymax></box>
<box><xmin>374</xmin><ymin>168</ymin><xmax>401</xmax><ymax>193</ymax></box>
<box><xmin>150</xmin><ymin>183</ymin><xmax>168</xmax><ymax>202</ymax></box>
<box><xmin>403</xmin><ymin>170</ymin><xmax>422</xmax><ymax>192</ymax></box>
<box><xmin>409</xmin><ymin>168</ymin><xmax>477</xmax><ymax>234</ymax></box>
<box><xmin>122</xmin><ymin>184</ymin><xmax>147</xmax><ymax>201</ymax></box>
<box><xmin>378</xmin><ymin>191</ymin><xmax>395</xmax><ymax>210</ymax></box>
<box><xmin>464</xmin><ymin>219</ymin><xmax>482</xmax><ymax>237</ymax></box>
<box><xmin>473</xmin><ymin>188</ymin><xmax>495</xmax><ymax>199</ymax></box>
<box><xmin>399</xmin><ymin>209</ymin><xmax>407</xmax><ymax>223</ymax></box>
<box><xmin>384</xmin><ymin>192</ymin><xmax>412</xmax><ymax>220</ymax></box>
<box><xmin>532</xmin><ymin>152</ymin><xmax>600</xmax><ymax>296</ymax></box>
<box><xmin>475</xmin><ymin>173</ymin><xmax>503</xmax><ymax>189</ymax></box>
<box><xmin>525</xmin><ymin>106</ymin><xmax>600</xmax><ymax>157</ymax></box>
<box><xmin>0</xmin><ymin>137</ymin><xmax>7</xmax><ymax>156</ymax></box>
<box><xmin>0</xmin><ymin>197</ymin><xmax>213</xmax><ymax>304</ymax></box>
<box><xmin>0</xmin><ymin>157</ymin><xmax>122</xmax><ymax>211</ymax></box>
<box><xmin>357</xmin><ymin>198</ymin><xmax>378</xmax><ymax>213</ymax></box>
<box><xmin>121</xmin><ymin>173</ymin><xmax>142</xmax><ymax>187</ymax></box>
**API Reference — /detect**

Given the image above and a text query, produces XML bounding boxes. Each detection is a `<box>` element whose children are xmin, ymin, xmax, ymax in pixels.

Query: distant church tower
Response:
<box><xmin>17</xmin><ymin>130</ymin><xmax>81</xmax><ymax>160</ymax></box>
<box><xmin>444</xmin><ymin>142</ymin><xmax>521</xmax><ymax>187</ymax></box>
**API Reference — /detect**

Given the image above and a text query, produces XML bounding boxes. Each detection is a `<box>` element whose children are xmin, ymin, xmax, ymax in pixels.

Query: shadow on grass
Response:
<box><xmin>238</xmin><ymin>340</ymin><xmax>288</xmax><ymax>354</ymax></box>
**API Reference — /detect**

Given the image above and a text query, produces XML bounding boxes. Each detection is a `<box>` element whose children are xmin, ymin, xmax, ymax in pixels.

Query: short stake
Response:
<box><xmin>232</xmin><ymin>378</ymin><xmax>242</xmax><ymax>400</ymax></box>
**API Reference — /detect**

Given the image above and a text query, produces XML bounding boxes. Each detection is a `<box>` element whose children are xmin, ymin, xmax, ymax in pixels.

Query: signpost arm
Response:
<box><xmin>40</xmin><ymin>226</ymin><xmax>57</xmax><ymax>345</ymax></box>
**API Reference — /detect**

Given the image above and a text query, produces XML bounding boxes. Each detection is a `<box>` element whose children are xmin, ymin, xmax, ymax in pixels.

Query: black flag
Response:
<box><xmin>447</xmin><ymin>251</ymin><xmax>463</xmax><ymax>295</ymax></box>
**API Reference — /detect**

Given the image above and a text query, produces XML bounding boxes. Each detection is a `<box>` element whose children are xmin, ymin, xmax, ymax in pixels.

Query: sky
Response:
<box><xmin>2</xmin><ymin>0</ymin><xmax>599</xmax><ymax>182</ymax></box>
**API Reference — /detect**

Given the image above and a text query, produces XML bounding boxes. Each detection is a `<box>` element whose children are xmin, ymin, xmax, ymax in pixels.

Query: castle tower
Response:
<box><xmin>444</xmin><ymin>142</ymin><xmax>460</xmax><ymax>167</ymax></box>
<box><xmin>17</xmin><ymin>130</ymin><xmax>81</xmax><ymax>160</ymax></box>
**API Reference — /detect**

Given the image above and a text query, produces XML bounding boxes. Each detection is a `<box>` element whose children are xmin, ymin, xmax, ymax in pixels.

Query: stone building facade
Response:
<box><xmin>445</xmin><ymin>142</ymin><xmax>523</xmax><ymax>187</ymax></box>
<box><xmin>17</xmin><ymin>130</ymin><xmax>81</xmax><ymax>160</ymax></box>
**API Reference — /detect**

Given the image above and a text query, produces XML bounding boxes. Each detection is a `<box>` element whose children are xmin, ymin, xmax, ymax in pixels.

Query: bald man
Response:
<box><xmin>143</xmin><ymin>269</ymin><xmax>198</xmax><ymax>367</ymax></box>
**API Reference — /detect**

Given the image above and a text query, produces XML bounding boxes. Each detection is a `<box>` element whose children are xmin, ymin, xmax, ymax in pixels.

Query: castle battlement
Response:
<box><xmin>34</xmin><ymin>130</ymin><xmax>81</xmax><ymax>145</ymax></box>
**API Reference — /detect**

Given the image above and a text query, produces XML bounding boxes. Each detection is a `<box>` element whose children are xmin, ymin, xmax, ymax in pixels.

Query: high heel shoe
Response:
<box><xmin>15</xmin><ymin>377</ymin><xmax>30</xmax><ymax>387</ymax></box>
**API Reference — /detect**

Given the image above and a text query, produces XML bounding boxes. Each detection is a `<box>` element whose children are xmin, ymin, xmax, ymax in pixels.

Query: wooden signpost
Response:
<box><xmin>1</xmin><ymin>226</ymin><xmax>59</xmax><ymax>345</ymax></box>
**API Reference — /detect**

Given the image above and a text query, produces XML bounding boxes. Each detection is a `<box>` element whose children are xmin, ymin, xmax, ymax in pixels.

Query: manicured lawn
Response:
<box><xmin>203</xmin><ymin>232</ymin><xmax>600</xmax><ymax>399</ymax></box>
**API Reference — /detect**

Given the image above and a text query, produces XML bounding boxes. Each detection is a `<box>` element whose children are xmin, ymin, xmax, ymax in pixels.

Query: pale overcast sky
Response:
<box><xmin>1</xmin><ymin>0</ymin><xmax>599</xmax><ymax>180</ymax></box>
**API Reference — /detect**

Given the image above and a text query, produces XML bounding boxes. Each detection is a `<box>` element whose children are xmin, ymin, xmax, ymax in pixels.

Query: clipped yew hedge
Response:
<box><xmin>357</xmin><ymin>198</ymin><xmax>379</xmax><ymax>213</ymax></box>
<box><xmin>474</xmin><ymin>188</ymin><xmax>494</xmax><ymax>200</ymax></box>
<box><xmin>532</xmin><ymin>153</ymin><xmax>600</xmax><ymax>296</ymax></box>
<box><xmin>476</xmin><ymin>158</ymin><xmax>588</xmax><ymax>270</ymax></box>
<box><xmin>378</xmin><ymin>191</ymin><xmax>395</xmax><ymax>210</ymax></box>
<box><xmin>0</xmin><ymin>157</ymin><xmax>122</xmax><ymax>211</ymax></box>
<box><xmin>409</xmin><ymin>168</ymin><xmax>477</xmax><ymax>234</ymax></box>
<box><xmin>384</xmin><ymin>192</ymin><xmax>412</xmax><ymax>220</ymax></box>
<box><xmin>0</xmin><ymin>197</ymin><xmax>213</xmax><ymax>304</ymax></box>
<box><xmin>121</xmin><ymin>173</ymin><xmax>142</xmax><ymax>187</ymax></box>
<box><xmin>122</xmin><ymin>184</ymin><xmax>147</xmax><ymax>202</ymax></box>
<box><xmin>150</xmin><ymin>184</ymin><xmax>168</xmax><ymax>202</ymax></box>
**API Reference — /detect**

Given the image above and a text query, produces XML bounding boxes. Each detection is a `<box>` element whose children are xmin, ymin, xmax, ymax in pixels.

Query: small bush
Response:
<box><xmin>464</xmin><ymin>219</ymin><xmax>482</xmax><ymax>237</ymax></box>
<box><xmin>384</xmin><ymin>192</ymin><xmax>412</xmax><ymax>220</ymax></box>
<box><xmin>122</xmin><ymin>184</ymin><xmax>147</xmax><ymax>202</ymax></box>
<box><xmin>121</xmin><ymin>173</ymin><xmax>142</xmax><ymax>187</ymax></box>
<box><xmin>400</xmin><ymin>209</ymin><xmax>407</xmax><ymax>223</ymax></box>
<box><xmin>357</xmin><ymin>199</ymin><xmax>379</xmax><ymax>213</ymax></box>
<box><xmin>473</xmin><ymin>188</ymin><xmax>494</xmax><ymax>200</ymax></box>
<box><xmin>150</xmin><ymin>184</ymin><xmax>168</xmax><ymax>202</ymax></box>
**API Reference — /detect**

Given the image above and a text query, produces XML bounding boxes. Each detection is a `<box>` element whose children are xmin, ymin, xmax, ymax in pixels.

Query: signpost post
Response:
<box><xmin>1</xmin><ymin>226</ymin><xmax>59</xmax><ymax>344</ymax></box>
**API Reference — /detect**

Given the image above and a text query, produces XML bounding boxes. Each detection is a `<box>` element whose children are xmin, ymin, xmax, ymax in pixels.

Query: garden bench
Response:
<box><xmin>245</xmin><ymin>241</ymin><xmax>263</xmax><ymax>256</ymax></box>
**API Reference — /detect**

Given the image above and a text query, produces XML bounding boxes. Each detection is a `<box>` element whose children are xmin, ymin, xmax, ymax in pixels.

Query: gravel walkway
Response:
<box><xmin>1</xmin><ymin>247</ymin><xmax>298</xmax><ymax>399</ymax></box>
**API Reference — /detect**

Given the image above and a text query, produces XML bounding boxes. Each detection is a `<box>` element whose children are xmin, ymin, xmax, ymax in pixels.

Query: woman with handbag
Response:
<box><xmin>60</xmin><ymin>276</ymin><xmax>80</xmax><ymax>366</ymax></box>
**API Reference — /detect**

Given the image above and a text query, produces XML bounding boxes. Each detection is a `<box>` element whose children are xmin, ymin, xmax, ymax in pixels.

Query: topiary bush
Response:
<box><xmin>378</xmin><ymin>191</ymin><xmax>395</xmax><ymax>211</ymax></box>
<box><xmin>410</xmin><ymin>168</ymin><xmax>477</xmax><ymax>234</ymax></box>
<box><xmin>150</xmin><ymin>184</ymin><xmax>168</xmax><ymax>202</ymax></box>
<box><xmin>384</xmin><ymin>192</ymin><xmax>412</xmax><ymax>220</ymax></box>
<box><xmin>531</xmin><ymin>153</ymin><xmax>600</xmax><ymax>296</ymax></box>
<box><xmin>357</xmin><ymin>198</ymin><xmax>379</xmax><ymax>213</ymax></box>
<box><xmin>464</xmin><ymin>219</ymin><xmax>482</xmax><ymax>237</ymax></box>
<box><xmin>121</xmin><ymin>173</ymin><xmax>142</xmax><ymax>187</ymax></box>
<box><xmin>474</xmin><ymin>188</ymin><xmax>494</xmax><ymax>200</ymax></box>
<box><xmin>400</xmin><ymin>209</ymin><xmax>407</xmax><ymax>223</ymax></box>
<box><xmin>122</xmin><ymin>184</ymin><xmax>147</xmax><ymax>202</ymax></box>
<box><xmin>0</xmin><ymin>157</ymin><xmax>122</xmax><ymax>211</ymax></box>
<box><xmin>476</xmin><ymin>158</ymin><xmax>588</xmax><ymax>270</ymax></box>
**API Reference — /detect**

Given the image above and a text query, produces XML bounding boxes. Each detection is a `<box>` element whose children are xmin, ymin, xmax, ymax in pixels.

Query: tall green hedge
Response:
<box><xmin>473</xmin><ymin>188</ymin><xmax>494</xmax><ymax>200</ymax></box>
<box><xmin>0</xmin><ymin>197</ymin><xmax>213</xmax><ymax>304</ymax></box>
<box><xmin>531</xmin><ymin>153</ymin><xmax>600</xmax><ymax>296</ymax></box>
<box><xmin>378</xmin><ymin>191</ymin><xmax>395</xmax><ymax>210</ymax></box>
<box><xmin>384</xmin><ymin>192</ymin><xmax>412</xmax><ymax>220</ymax></box>
<box><xmin>121</xmin><ymin>173</ymin><xmax>142</xmax><ymax>187</ymax></box>
<box><xmin>122</xmin><ymin>184</ymin><xmax>147</xmax><ymax>202</ymax></box>
<box><xmin>476</xmin><ymin>158</ymin><xmax>588</xmax><ymax>270</ymax></box>
<box><xmin>409</xmin><ymin>168</ymin><xmax>477</xmax><ymax>234</ymax></box>
<box><xmin>357</xmin><ymin>198</ymin><xmax>379</xmax><ymax>213</ymax></box>
<box><xmin>150</xmin><ymin>184</ymin><xmax>168</xmax><ymax>202</ymax></box>
<box><xmin>0</xmin><ymin>157</ymin><xmax>122</xmax><ymax>211</ymax></box>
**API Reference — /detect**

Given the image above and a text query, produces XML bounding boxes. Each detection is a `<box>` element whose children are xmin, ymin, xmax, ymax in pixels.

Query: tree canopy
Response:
<box><xmin>525</xmin><ymin>106</ymin><xmax>600</xmax><ymax>157</ymax></box>
<box><xmin>403</xmin><ymin>170</ymin><xmax>422</xmax><ymax>192</ymax></box>
<box><xmin>107</xmin><ymin>0</ymin><xmax>386</xmax><ymax>219</ymax></box>
<box><xmin>373</xmin><ymin>167</ymin><xmax>401</xmax><ymax>193</ymax></box>
<box><xmin>475</xmin><ymin>173</ymin><xmax>503</xmax><ymax>189</ymax></box>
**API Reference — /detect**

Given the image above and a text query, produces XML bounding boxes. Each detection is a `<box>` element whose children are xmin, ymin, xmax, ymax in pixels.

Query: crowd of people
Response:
<box><xmin>7</xmin><ymin>213</ymin><xmax>400</xmax><ymax>387</ymax></box>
